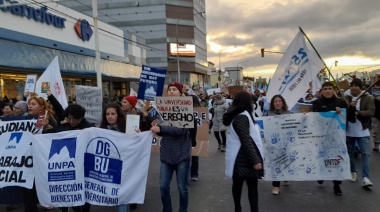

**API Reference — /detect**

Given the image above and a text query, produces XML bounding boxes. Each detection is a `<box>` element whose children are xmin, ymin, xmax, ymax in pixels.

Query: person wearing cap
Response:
<box><xmin>13</xmin><ymin>101</ymin><xmax>29</xmax><ymax>116</ymax></box>
<box><xmin>345</xmin><ymin>78</ymin><xmax>375</xmax><ymax>188</ymax></box>
<box><xmin>150</xmin><ymin>81</ymin><xmax>192</xmax><ymax>212</ymax></box>
<box><xmin>121</xmin><ymin>96</ymin><xmax>138</xmax><ymax>115</ymax></box>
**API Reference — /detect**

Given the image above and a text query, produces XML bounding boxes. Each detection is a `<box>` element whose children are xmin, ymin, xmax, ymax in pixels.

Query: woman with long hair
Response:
<box><xmin>223</xmin><ymin>91</ymin><xmax>263</xmax><ymax>212</ymax></box>
<box><xmin>264</xmin><ymin>94</ymin><xmax>292</xmax><ymax>195</ymax></box>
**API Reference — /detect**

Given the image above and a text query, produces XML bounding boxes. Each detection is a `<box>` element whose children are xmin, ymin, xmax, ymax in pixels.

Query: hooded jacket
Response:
<box><xmin>345</xmin><ymin>92</ymin><xmax>374</xmax><ymax>130</ymax></box>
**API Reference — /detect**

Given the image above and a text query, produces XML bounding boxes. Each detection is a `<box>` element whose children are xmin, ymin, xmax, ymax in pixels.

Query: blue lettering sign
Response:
<box><xmin>0</xmin><ymin>0</ymin><xmax>66</xmax><ymax>29</ymax></box>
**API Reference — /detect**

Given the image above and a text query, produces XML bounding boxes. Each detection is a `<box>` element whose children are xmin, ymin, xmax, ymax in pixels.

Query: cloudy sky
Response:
<box><xmin>206</xmin><ymin>0</ymin><xmax>380</xmax><ymax>79</ymax></box>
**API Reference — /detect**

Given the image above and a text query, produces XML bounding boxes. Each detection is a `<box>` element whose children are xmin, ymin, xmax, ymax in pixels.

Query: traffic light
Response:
<box><xmin>261</xmin><ymin>48</ymin><xmax>264</xmax><ymax>57</ymax></box>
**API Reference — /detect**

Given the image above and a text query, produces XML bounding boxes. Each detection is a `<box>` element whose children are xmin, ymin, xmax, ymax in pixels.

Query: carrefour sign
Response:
<box><xmin>0</xmin><ymin>0</ymin><xmax>66</xmax><ymax>29</ymax></box>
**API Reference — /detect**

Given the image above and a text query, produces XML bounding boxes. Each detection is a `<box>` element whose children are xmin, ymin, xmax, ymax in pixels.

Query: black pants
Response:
<box><xmin>232</xmin><ymin>176</ymin><xmax>259</xmax><ymax>212</ymax></box>
<box><xmin>60</xmin><ymin>203</ymin><xmax>91</xmax><ymax>212</ymax></box>
<box><xmin>22</xmin><ymin>185</ymin><xmax>38</xmax><ymax>212</ymax></box>
<box><xmin>214</xmin><ymin>131</ymin><xmax>226</xmax><ymax>145</ymax></box>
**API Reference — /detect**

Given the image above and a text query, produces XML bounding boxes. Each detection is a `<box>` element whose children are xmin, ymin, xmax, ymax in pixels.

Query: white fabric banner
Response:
<box><xmin>36</xmin><ymin>56</ymin><xmax>68</xmax><ymax>109</ymax></box>
<box><xmin>0</xmin><ymin>132</ymin><xmax>35</xmax><ymax>189</ymax></box>
<box><xmin>266</xmin><ymin>31</ymin><xmax>321</xmax><ymax>109</ymax></box>
<box><xmin>256</xmin><ymin>110</ymin><xmax>351</xmax><ymax>181</ymax></box>
<box><xmin>33</xmin><ymin>128</ymin><xmax>153</xmax><ymax>207</ymax></box>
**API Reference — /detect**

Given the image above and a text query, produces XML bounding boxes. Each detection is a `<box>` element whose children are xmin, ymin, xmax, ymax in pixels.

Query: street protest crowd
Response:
<box><xmin>0</xmin><ymin>77</ymin><xmax>380</xmax><ymax>212</ymax></box>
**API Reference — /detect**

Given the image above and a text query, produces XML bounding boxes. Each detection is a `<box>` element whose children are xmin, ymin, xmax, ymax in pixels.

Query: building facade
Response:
<box><xmin>0</xmin><ymin>0</ymin><xmax>145</xmax><ymax>101</ymax></box>
<box><xmin>61</xmin><ymin>0</ymin><xmax>208</xmax><ymax>87</ymax></box>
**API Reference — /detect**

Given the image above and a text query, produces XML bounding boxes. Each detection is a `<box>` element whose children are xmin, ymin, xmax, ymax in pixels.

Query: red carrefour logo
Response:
<box><xmin>75</xmin><ymin>19</ymin><xmax>93</xmax><ymax>41</ymax></box>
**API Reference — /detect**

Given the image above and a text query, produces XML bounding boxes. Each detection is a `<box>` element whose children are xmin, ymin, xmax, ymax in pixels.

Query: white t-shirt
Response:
<box><xmin>346</xmin><ymin>98</ymin><xmax>370</xmax><ymax>137</ymax></box>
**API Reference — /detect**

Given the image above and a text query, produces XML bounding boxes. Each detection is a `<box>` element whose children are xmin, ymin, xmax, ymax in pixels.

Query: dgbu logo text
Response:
<box><xmin>85</xmin><ymin>138</ymin><xmax>123</xmax><ymax>184</ymax></box>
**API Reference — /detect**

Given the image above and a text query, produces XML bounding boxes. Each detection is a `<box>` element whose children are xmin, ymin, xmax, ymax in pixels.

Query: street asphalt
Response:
<box><xmin>1</xmin><ymin>133</ymin><xmax>380</xmax><ymax>212</ymax></box>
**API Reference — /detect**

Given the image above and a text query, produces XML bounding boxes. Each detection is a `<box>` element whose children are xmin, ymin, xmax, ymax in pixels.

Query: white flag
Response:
<box><xmin>266</xmin><ymin>31</ymin><xmax>320</xmax><ymax>109</ymax></box>
<box><xmin>36</xmin><ymin>56</ymin><xmax>68</xmax><ymax>109</ymax></box>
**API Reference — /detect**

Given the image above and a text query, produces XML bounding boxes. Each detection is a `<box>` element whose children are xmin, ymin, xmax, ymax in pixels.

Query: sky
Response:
<box><xmin>206</xmin><ymin>0</ymin><xmax>380</xmax><ymax>80</ymax></box>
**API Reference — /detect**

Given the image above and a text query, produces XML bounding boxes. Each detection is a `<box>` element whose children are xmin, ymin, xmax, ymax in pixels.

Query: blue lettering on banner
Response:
<box><xmin>5</xmin><ymin>132</ymin><xmax>23</xmax><ymax>150</ymax></box>
<box><xmin>47</xmin><ymin>138</ymin><xmax>77</xmax><ymax>182</ymax></box>
<box><xmin>0</xmin><ymin>0</ymin><xmax>66</xmax><ymax>29</ymax></box>
<box><xmin>84</xmin><ymin>138</ymin><xmax>122</xmax><ymax>184</ymax></box>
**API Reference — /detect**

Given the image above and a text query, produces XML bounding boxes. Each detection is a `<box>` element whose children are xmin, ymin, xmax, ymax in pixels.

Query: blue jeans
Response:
<box><xmin>160</xmin><ymin>160</ymin><xmax>190</xmax><ymax>212</ymax></box>
<box><xmin>346</xmin><ymin>136</ymin><xmax>371</xmax><ymax>178</ymax></box>
<box><xmin>191</xmin><ymin>156</ymin><xmax>199</xmax><ymax>178</ymax></box>
<box><xmin>118</xmin><ymin>204</ymin><xmax>130</xmax><ymax>212</ymax></box>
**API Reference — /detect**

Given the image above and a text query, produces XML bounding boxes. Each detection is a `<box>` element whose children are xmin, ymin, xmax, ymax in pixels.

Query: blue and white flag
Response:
<box><xmin>33</xmin><ymin>128</ymin><xmax>153</xmax><ymax>207</ymax></box>
<box><xmin>266</xmin><ymin>31</ymin><xmax>321</xmax><ymax>109</ymax></box>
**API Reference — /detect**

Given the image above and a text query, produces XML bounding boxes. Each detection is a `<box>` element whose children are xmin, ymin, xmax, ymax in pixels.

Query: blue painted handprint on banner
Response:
<box><xmin>306</xmin><ymin>163</ymin><xmax>316</xmax><ymax>174</ymax></box>
<box><xmin>289</xmin><ymin>150</ymin><xmax>298</xmax><ymax>162</ymax></box>
<box><xmin>287</xmin><ymin>131</ymin><xmax>296</xmax><ymax>143</ymax></box>
<box><xmin>271</xmin><ymin>133</ymin><xmax>280</xmax><ymax>144</ymax></box>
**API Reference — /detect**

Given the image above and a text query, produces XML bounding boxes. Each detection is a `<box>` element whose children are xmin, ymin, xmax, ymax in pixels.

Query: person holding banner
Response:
<box><xmin>212</xmin><ymin>94</ymin><xmax>229</xmax><ymax>152</ymax></box>
<box><xmin>1</xmin><ymin>103</ymin><xmax>14</xmax><ymax>117</ymax></box>
<box><xmin>150</xmin><ymin>82</ymin><xmax>192</xmax><ymax>212</ymax></box>
<box><xmin>223</xmin><ymin>91</ymin><xmax>263</xmax><ymax>212</ymax></box>
<box><xmin>312</xmin><ymin>82</ymin><xmax>348</xmax><ymax>195</ymax></box>
<box><xmin>23</xmin><ymin>96</ymin><xmax>59</xmax><ymax>211</ymax></box>
<box><xmin>264</xmin><ymin>95</ymin><xmax>293</xmax><ymax>195</ymax></box>
<box><xmin>99</xmin><ymin>103</ymin><xmax>140</xmax><ymax>212</ymax></box>
<box><xmin>13</xmin><ymin>101</ymin><xmax>29</xmax><ymax>117</ymax></box>
<box><xmin>59</xmin><ymin>104</ymin><xmax>93</xmax><ymax>212</ymax></box>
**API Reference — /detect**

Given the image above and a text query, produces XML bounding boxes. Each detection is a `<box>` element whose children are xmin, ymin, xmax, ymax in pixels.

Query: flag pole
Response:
<box><xmin>298</xmin><ymin>26</ymin><xmax>344</xmax><ymax>96</ymax></box>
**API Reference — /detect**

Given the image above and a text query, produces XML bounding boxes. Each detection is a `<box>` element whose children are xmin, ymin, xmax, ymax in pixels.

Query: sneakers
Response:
<box><xmin>272</xmin><ymin>187</ymin><xmax>280</xmax><ymax>195</ymax></box>
<box><xmin>283</xmin><ymin>181</ymin><xmax>290</xmax><ymax>186</ymax></box>
<box><xmin>221</xmin><ymin>145</ymin><xmax>226</xmax><ymax>152</ymax></box>
<box><xmin>373</xmin><ymin>144</ymin><xmax>379</xmax><ymax>151</ymax></box>
<box><xmin>333</xmin><ymin>185</ymin><xmax>342</xmax><ymax>196</ymax></box>
<box><xmin>350</xmin><ymin>172</ymin><xmax>357</xmax><ymax>182</ymax></box>
<box><xmin>218</xmin><ymin>144</ymin><xmax>221</xmax><ymax>150</ymax></box>
<box><xmin>317</xmin><ymin>180</ymin><xmax>324</xmax><ymax>185</ymax></box>
<box><xmin>191</xmin><ymin>177</ymin><xmax>198</xmax><ymax>181</ymax></box>
<box><xmin>362</xmin><ymin>177</ymin><xmax>373</xmax><ymax>187</ymax></box>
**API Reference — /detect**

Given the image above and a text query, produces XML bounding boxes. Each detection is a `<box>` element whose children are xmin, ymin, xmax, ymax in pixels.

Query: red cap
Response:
<box><xmin>167</xmin><ymin>81</ymin><xmax>183</xmax><ymax>95</ymax></box>
<box><xmin>124</xmin><ymin>96</ymin><xmax>137</xmax><ymax>108</ymax></box>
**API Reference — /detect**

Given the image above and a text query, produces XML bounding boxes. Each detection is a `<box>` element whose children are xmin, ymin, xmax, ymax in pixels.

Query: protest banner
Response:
<box><xmin>126</xmin><ymin>115</ymin><xmax>140</xmax><ymax>134</ymax></box>
<box><xmin>256</xmin><ymin>110</ymin><xmax>351</xmax><ymax>181</ymax></box>
<box><xmin>75</xmin><ymin>85</ymin><xmax>102</xmax><ymax>124</ymax></box>
<box><xmin>192</xmin><ymin>107</ymin><xmax>209</xmax><ymax>157</ymax></box>
<box><xmin>227</xmin><ymin>86</ymin><xmax>244</xmax><ymax>98</ymax></box>
<box><xmin>154</xmin><ymin>96</ymin><xmax>194</xmax><ymax>128</ymax></box>
<box><xmin>0</xmin><ymin>120</ymin><xmax>41</xmax><ymax>204</ymax></box>
<box><xmin>151</xmin><ymin>107</ymin><xmax>209</xmax><ymax>157</ymax></box>
<box><xmin>33</xmin><ymin>128</ymin><xmax>153</xmax><ymax>207</ymax></box>
<box><xmin>24</xmin><ymin>74</ymin><xmax>37</xmax><ymax>93</ymax></box>
<box><xmin>372</xmin><ymin>87</ymin><xmax>380</xmax><ymax>97</ymax></box>
<box><xmin>0</xmin><ymin>131</ymin><xmax>35</xmax><ymax>189</ymax></box>
<box><xmin>206</xmin><ymin>88</ymin><xmax>221</xmax><ymax>95</ymax></box>
<box><xmin>137</xmin><ymin>65</ymin><xmax>166</xmax><ymax>101</ymax></box>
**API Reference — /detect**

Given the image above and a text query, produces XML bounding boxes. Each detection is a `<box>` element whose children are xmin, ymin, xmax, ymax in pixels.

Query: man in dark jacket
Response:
<box><xmin>345</xmin><ymin>78</ymin><xmax>375</xmax><ymax>188</ymax></box>
<box><xmin>372</xmin><ymin>83</ymin><xmax>380</xmax><ymax>151</ymax></box>
<box><xmin>312</xmin><ymin>82</ymin><xmax>348</xmax><ymax>196</ymax></box>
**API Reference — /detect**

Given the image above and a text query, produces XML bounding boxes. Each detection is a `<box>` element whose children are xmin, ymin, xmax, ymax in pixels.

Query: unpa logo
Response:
<box><xmin>5</xmin><ymin>132</ymin><xmax>23</xmax><ymax>150</ymax></box>
<box><xmin>84</xmin><ymin>137</ymin><xmax>123</xmax><ymax>184</ymax></box>
<box><xmin>74</xmin><ymin>19</ymin><xmax>93</xmax><ymax>41</ymax></box>
<box><xmin>48</xmin><ymin>138</ymin><xmax>77</xmax><ymax>182</ymax></box>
